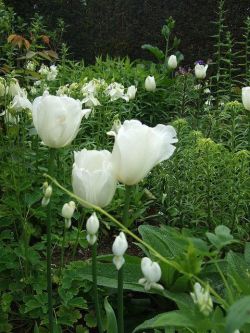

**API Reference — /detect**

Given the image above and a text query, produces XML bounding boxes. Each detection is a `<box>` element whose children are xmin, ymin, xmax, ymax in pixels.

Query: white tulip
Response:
<box><xmin>11</xmin><ymin>95</ymin><xmax>32</xmax><ymax>111</ymax></box>
<box><xmin>8</xmin><ymin>79</ymin><xmax>23</xmax><ymax>97</ymax></box>
<box><xmin>110</xmin><ymin>120</ymin><xmax>177</xmax><ymax>185</ymax></box>
<box><xmin>145</xmin><ymin>75</ymin><xmax>156</xmax><ymax>92</ymax></box>
<box><xmin>32</xmin><ymin>92</ymin><xmax>91</xmax><ymax>148</ymax></box>
<box><xmin>190</xmin><ymin>282</ymin><xmax>213</xmax><ymax>316</ymax></box>
<box><xmin>112</xmin><ymin>232</ymin><xmax>128</xmax><ymax>270</ymax></box>
<box><xmin>168</xmin><ymin>55</ymin><xmax>178</xmax><ymax>69</ymax></box>
<box><xmin>139</xmin><ymin>257</ymin><xmax>163</xmax><ymax>291</ymax></box>
<box><xmin>242</xmin><ymin>87</ymin><xmax>250</xmax><ymax>111</ymax></box>
<box><xmin>72</xmin><ymin>149</ymin><xmax>117</xmax><ymax>207</ymax></box>
<box><xmin>126</xmin><ymin>85</ymin><xmax>137</xmax><ymax>100</ymax></box>
<box><xmin>86</xmin><ymin>212</ymin><xmax>100</xmax><ymax>245</ymax></box>
<box><xmin>194</xmin><ymin>63</ymin><xmax>208</xmax><ymax>79</ymax></box>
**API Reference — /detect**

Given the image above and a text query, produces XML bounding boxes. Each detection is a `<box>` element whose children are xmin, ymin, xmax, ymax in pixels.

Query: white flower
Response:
<box><xmin>126</xmin><ymin>85</ymin><xmax>137</xmax><ymax>100</ymax></box>
<box><xmin>0</xmin><ymin>78</ymin><xmax>7</xmax><ymax>97</ymax></box>
<box><xmin>34</xmin><ymin>80</ymin><xmax>42</xmax><ymax>87</ymax></box>
<box><xmin>194</xmin><ymin>64</ymin><xmax>208</xmax><ymax>79</ymax></box>
<box><xmin>112</xmin><ymin>232</ymin><xmax>128</xmax><ymax>270</ymax></box>
<box><xmin>168</xmin><ymin>55</ymin><xmax>178</xmax><ymax>69</ymax></box>
<box><xmin>32</xmin><ymin>92</ymin><xmax>91</xmax><ymax>148</ymax></box>
<box><xmin>26</xmin><ymin>61</ymin><xmax>36</xmax><ymax>71</ymax></box>
<box><xmin>242</xmin><ymin>87</ymin><xmax>250</xmax><ymax>111</ymax></box>
<box><xmin>82</xmin><ymin>94</ymin><xmax>101</xmax><ymax>107</ymax></box>
<box><xmin>30</xmin><ymin>86</ymin><xmax>37</xmax><ymax>96</ymax></box>
<box><xmin>47</xmin><ymin>65</ymin><xmax>58</xmax><ymax>81</ymax></box>
<box><xmin>56</xmin><ymin>85</ymin><xmax>69</xmax><ymax>96</ymax></box>
<box><xmin>8</xmin><ymin>79</ymin><xmax>23</xmax><ymax>97</ymax></box>
<box><xmin>145</xmin><ymin>76</ymin><xmax>156</xmax><ymax>92</ymax></box>
<box><xmin>72</xmin><ymin>149</ymin><xmax>117</xmax><ymax>207</ymax></box>
<box><xmin>138</xmin><ymin>257</ymin><xmax>163</xmax><ymax>291</ymax></box>
<box><xmin>81</xmin><ymin>79</ymin><xmax>104</xmax><ymax>96</ymax></box>
<box><xmin>62</xmin><ymin>201</ymin><xmax>76</xmax><ymax>229</ymax></box>
<box><xmin>11</xmin><ymin>95</ymin><xmax>32</xmax><ymax>111</ymax></box>
<box><xmin>38</xmin><ymin>64</ymin><xmax>49</xmax><ymax>76</ymax></box>
<box><xmin>86</xmin><ymin>212</ymin><xmax>100</xmax><ymax>245</ymax></box>
<box><xmin>106</xmin><ymin>82</ymin><xmax>129</xmax><ymax>101</ymax></box>
<box><xmin>42</xmin><ymin>182</ymin><xmax>52</xmax><ymax>206</ymax></box>
<box><xmin>190</xmin><ymin>283</ymin><xmax>213</xmax><ymax>316</ymax></box>
<box><xmin>110</xmin><ymin>120</ymin><xmax>178</xmax><ymax>185</ymax></box>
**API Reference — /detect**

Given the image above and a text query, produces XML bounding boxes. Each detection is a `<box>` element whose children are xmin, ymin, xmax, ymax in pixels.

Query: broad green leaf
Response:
<box><xmin>225</xmin><ymin>296</ymin><xmax>250</xmax><ymax>333</ymax></box>
<box><xmin>132</xmin><ymin>310</ymin><xmax>195</xmax><ymax>332</ymax></box>
<box><xmin>104</xmin><ymin>297</ymin><xmax>118</xmax><ymax>333</ymax></box>
<box><xmin>206</xmin><ymin>225</ymin><xmax>235</xmax><ymax>249</ymax></box>
<box><xmin>141</xmin><ymin>44</ymin><xmax>165</xmax><ymax>61</ymax></box>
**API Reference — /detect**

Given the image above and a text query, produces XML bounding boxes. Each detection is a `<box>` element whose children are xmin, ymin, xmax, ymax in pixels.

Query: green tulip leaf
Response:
<box><xmin>225</xmin><ymin>296</ymin><xmax>250</xmax><ymax>333</ymax></box>
<box><xmin>104</xmin><ymin>297</ymin><xmax>118</xmax><ymax>333</ymax></box>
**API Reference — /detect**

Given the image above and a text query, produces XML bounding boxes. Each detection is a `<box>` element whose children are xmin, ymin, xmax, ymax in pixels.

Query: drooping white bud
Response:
<box><xmin>138</xmin><ymin>257</ymin><xmax>164</xmax><ymax>291</ymax></box>
<box><xmin>86</xmin><ymin>213</ymin><xmax>99</xmax><ymax>245</ymax></box>
<box><xmin>190</xmin><ymin>282</ymin><xmax>213</xmax><ymax>316</ymax></box>
<box><xmin>112</xmin><ymin>232</ymin><xmax>128</xmax><ymax>270</ymax></box>
<box><xmin>41</xmin><ymin>182</ymin><xmax>52</xmax><ymax>206</ymax></box>
<box><xmin>62</xmin><ymin>201</ymin><xmax>76</xmax><ymax>229</ymax></box>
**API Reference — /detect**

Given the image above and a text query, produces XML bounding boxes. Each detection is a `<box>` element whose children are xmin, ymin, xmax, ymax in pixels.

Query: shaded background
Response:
<box><xmin>4</xmin><ymin>0</ymin><xmax>250</xmax><ymax>64</ymax></box>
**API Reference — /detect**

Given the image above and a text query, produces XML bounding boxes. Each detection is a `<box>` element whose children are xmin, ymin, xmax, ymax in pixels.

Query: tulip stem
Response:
<box><xmin>92</xmin><ymin>242</ymin><xmax>103</xmax><ymax>333</ymax></box>
<box><xmin>117</xmin><ymin>267</ymin><xmax>124</xmax><ymax>333</ymax></box>
<box><xmin>60</xmin><ymin>223</ymin><xmax>67</xmax><ymax>274</ymax></box>
<box><xmin>47</xmin><ymin>148</ymin><xmax>55</xmax><ymax>333</ymax></box>
<box><xmin>123</xmin><ymin>185</ymin><xmax>132</xmax><ymax>227</ymax></box>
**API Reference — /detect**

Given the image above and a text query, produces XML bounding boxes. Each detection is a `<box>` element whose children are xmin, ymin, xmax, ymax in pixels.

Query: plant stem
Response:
<box><xmin>118</xmin><ymin>266</ymin><xmax>124</xmax><ymax>333</ymax></box>
<box><xmin>92</xmin><ymin>242</ymin><xmax>103</xmax><ymax>333</ymax></box>
<box><xmin>47</xmin><ymin>148</ymin><xmax>55</xmax><ymax>333</ymax></box>
<box><xmin>72</xmin><ymin>212</ymin><xmax>85</xmax><ymax>260</ymax></box>
<box><xmin>60</xmin><ymin>223</ymin><xmax>67</xmax><ymax>273</ymax></box>
<box><xmin>123</xmin><ymin>185</ymin><xmax>132</xmax><ymax>228</ymax></box>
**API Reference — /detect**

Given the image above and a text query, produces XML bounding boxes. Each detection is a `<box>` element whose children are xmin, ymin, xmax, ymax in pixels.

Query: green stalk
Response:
<box><xmin>60</xmin><ymin>222</ymin><xmax>67</xmax><ymax>273</ymax></box>
<box><xmin>118</xmin><ymin>185</ymin><xmax>132</xmax><ymax>333</ymax></box>
<box><xmin>47</xmin><ymin>148</ymin><xmax>55</xmax><ymax>333</ymax></box>
<box><xmin>92</xmin><ymin>242</ymin><xmax>103</xmax><ymax>333</ymax></box>
<box><xmin>72</xmin><ymin>212</ymin><xmax>85</xmax><ymax>260</ymax></box>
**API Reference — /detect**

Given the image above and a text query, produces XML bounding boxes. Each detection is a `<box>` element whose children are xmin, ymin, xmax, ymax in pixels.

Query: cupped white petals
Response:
<box><xmin>194</xmin><ymin>64</ymin><xmax>208</xmax><ymax>79</ymax></box>
<box><xmin>242</xmin><ymin>87</ymin><xmax>250</xmax><ymax>111</ymax></box>
<box><xmin>32</xmin><ymin>93</ymin><xmax>91</xmax><ymax>148</ymax></box>
<box><xmin>11</xmin><ymin>95</ymin><xmax>32</xmax><ymax>111</ymax></box>
<box><xmin>62</xmin><ymin>201</ymin><xmax>76</xmax><ymax>219</ymax></box>
<box><xmin>111</xmin><ymin>120</ymin><xmax>178</xmax><ymax>185</ymax></box>
<box><xmin>139</xmin><ymin>257</ymin><xmax>163</xmax><ymax>291</ymax></box>
<box><xmin>72</xmin><ymin>149</ymin><xmax>117</xmax><ymax>207</ymax></box>
<box><xmin>86</xmin><ymin>212</ymin><xmax>100</xmax><ymax>245</ymax></box>
<box><xmin>145</xmin><ymin>76</ymin><xmax>156</xmax><ymax>92</ymax></box>
<box><xmin>112</xmin><ymin>232</ymin><xmax>128</xmax><ymax>270</ymax></box>
<box><xmin>8</xmin><ymin>79</ymin><xmax>23</xmax><ymax>97</ymax></box>
<box><xmin>126</xmin><ymin>85</ymin><xmax>137</xmax><ymax>100</ymax></box>
<box><xmin>168</xmin><ymin>55</ymin><xmax>178</xmax><ymax>69</ymax></box>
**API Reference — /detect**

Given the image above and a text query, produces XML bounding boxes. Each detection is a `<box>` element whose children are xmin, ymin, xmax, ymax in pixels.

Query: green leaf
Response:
<box><xmin>34</xmin><ymin>322</ymin><xmax>39</xmax><ymax>333</ymax></box>
<box><xmin>104</xmin><ymin>297</ymin><xmax>118</xmax><ymax>333</ymax></box>
<box><xmin>132</xmin><ymin>311</ymin><xmax>195</xmax><ymax>332</ymax></box>
<box><xmin>141</xmin><ymin>44</ymin><xmax>165</xmax><ymax>61</ymax></box>
<box><xmin>206</xmin><ymin>225</ymin><xmax>235</xmax><ymax>249</ymax></box>
<box><xmin>225</xmin><ymin>296</ymin><xmax>250</xmax><ymax>333</ymax></box>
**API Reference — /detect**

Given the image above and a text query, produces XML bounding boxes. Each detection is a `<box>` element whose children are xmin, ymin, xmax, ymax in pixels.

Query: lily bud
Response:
<box><xmin>145</xmin><ymin>76</ymin><xmax>156</xmax><ymax>92</ymax></box>
<box><xmin>112</xmin><ymin>232</ymin><xmax>128</xmax><ymax>270</ymax></box>
<box><xmin>86</xmin><ymin>213</ymin><xmax>100</xmax><ymax>245</ymax></box>
<box><xmin>242</xmin><ymin>87</ymin><xmax>250</xmax><ymax>111</ymax></box>
<box><xmin>138</xmin><ymin>257</ymin><xmax>164</xmax><ymax>291</ymax></box>
<box><xmin>168</xmin><ymin>55</ymin><xmax>178</xmax><ymax>69</ymax></box>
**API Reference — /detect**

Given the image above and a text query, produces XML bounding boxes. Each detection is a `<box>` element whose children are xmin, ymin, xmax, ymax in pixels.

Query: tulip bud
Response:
<box><xmin>62</xmin><ymin>201</ymin><xmax>76</xmax><ymax>229</ymax></box>
<box><xmin>145</xmin><ymin>76</ymin><xmax>156</xmax><ymax>92</ymax></box>
<box><xmin>242</xmin><ymin>87</ymin><xmax>250</xmax><ymax>111</ymax></box>
<box><xmin>112</xmin><ymin>232</ymin><xmax>128</xmax><ymax>270</ymax></box>
<box><xmin>138</xmin><ymin>257</ymin><xmax>164</xmax><ymax>291</ymax></box>
<box><xmin>86</xmin><ymin>212</ymin><xmax>100</xmax><ymax>245</ymax></box>
<box><xmin>190</xmin><ymin>282</ymin><xmax>213</xmax><ymax>316</ymax></box>
<box><xmin>168</xmin><ymin>55</ymin><xmax>178</xmax><ymax>69</ymax></box>
<box><xmin>194</xmin><ymin>63</ymin><xmax>208</xmax><ymax>79</ymax></box>
<box><xmin>126</xmin><ymin>85</ymin><xmax>137</xmax><ymax>100</ymax></box>
<box><xmin>42</xmin><ymin>182</ymin><xmax>52</xmax><ymax>206</ymax></box>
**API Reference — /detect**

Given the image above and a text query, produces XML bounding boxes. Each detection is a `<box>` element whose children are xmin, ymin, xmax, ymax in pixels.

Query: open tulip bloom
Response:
<box><xmin>32</xmin><ymin>92</ymin><xmax>91</xmax><ymax>148</ymax></box>
<box><xmin>72</xmin><ymin>149</ymin><xmax>117</xmax><ymax>207</ymax></box>
<box><xmin>109</xmin><ymin>119</ymin><xmax>178</xmax><ymax>185</ymax></box>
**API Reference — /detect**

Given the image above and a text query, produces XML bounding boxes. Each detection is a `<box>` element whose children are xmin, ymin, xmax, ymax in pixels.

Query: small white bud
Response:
<box><xmin>190</xmin><ymin>282</ymin><xmax>213</xmax><ymax>316</ymax></box>
<box><xmin>138</xmin><ymin>257</ymin><xmax>164</xmax><ymax>291</ymax></box>
<box><xmin>62</xmin><ymin>201</ymin><xmax>76</xmax><ymax>219</ymax></box>
<box><xmin>42</xmin><ymin>183</ymin><xmax>52</xmax><ymax>206</ymax></box>
<box><xmin>168</xmin><ymin>55</ymin><xmax>178</xmax><ymax>69</ymax></box>
<box><xmin>112</xmin><ymin>232</ymin><xmax>128</xmax><ymax>270</ymax></box>
<box><xmin>86</xmin><ymin>212</ymin><xmax>99</xmax><ymax>235</ymax></box>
